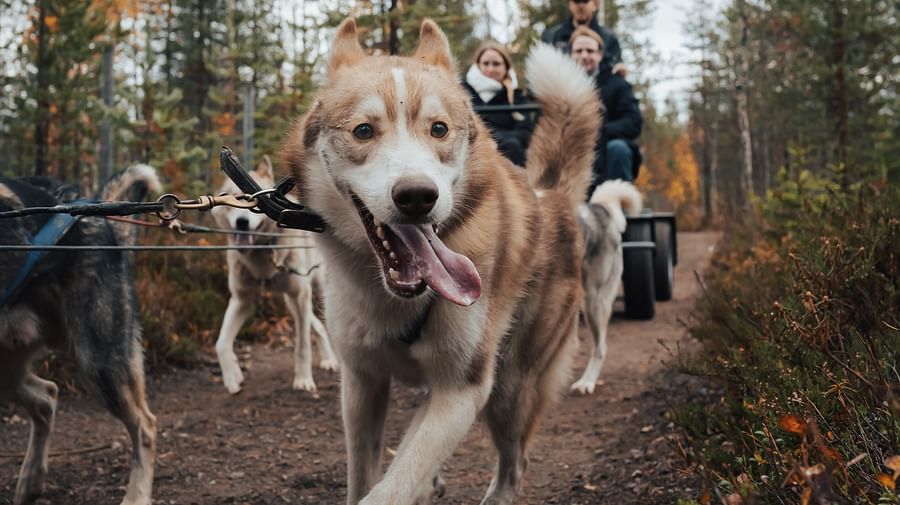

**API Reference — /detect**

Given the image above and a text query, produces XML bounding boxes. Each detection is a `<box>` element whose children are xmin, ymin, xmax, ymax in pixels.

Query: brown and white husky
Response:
<box><xmin>280</xmin><ymin>19</ymin><xmax>600</xmax><ymax>505</ymax></box>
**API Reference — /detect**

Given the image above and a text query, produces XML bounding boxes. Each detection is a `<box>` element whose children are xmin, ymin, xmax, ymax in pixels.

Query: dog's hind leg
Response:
<box><xmin>285</xmin><ymin>282</ymin><xmax>317</xmax><ymax>392</ymax></box>
<box><xmin>311</xmin><ymin>314</ymin><xmax>339</xmax><ymax>372</ymax></box>
<box><xmin>570</xmin><ymin>286</ymin><xmax>613</xmax><ymax>395</ymax></box>
<box><xmin>112</xmin><ymin>357</ymin><xmax>157</xmax><ymax>505</ymax></box>
<box><xmin>481</xmin><ymin>378</ymin><xmax>531</xmax><ymax>505</ymax></box>
<box><xmin>12</xmin><ymin>372</ymin><xmax>58</xmax><ymax>505</ymax></box>
<box><xmin>483</xmin><ymin>311</ymin><xmax>578</xmax><ymax>505</ymax></box>
<box><xmin>215</xmin><ymin>296</ymin><xmax>254</xmax><ymax>394</ymax></box>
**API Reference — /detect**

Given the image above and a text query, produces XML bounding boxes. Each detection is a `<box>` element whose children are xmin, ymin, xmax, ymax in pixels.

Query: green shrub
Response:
<box><xmin>674</xmin><ymin>171</ymin><xmax>900</xmax><ymax>503</ymax></box>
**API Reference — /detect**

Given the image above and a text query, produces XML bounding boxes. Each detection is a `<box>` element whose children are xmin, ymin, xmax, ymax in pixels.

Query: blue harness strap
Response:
<box><xmin>0</xmin><ymin>205</ymin><xmax>85</xmax><ymax>308</ymax></box>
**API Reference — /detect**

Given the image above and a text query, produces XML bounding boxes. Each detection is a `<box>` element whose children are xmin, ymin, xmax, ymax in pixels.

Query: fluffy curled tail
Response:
<box><xmin>99</xmin><ymin>164</ymin><xmax>162</xmax><ymax>244</ymax></box>
<box><xmin>524</xmin><ymin>44</ymin><xmax>601</xmax><ymax>207</ymax></box>
<box><xmin>588</xmin><ymin>179</ymin><xmax>642</xmax><ymax>233</ymax></box>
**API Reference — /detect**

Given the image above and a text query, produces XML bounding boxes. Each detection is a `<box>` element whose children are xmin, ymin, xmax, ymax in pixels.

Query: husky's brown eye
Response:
<box><xmin>430</xmin><ymin>122</ymin><xmax>449</xmax><ymax>138</ymax></box>
<box><xmin>353</xmin><ymin>123</ymin><xmax>374</xmax><ymax>140</ymax></box>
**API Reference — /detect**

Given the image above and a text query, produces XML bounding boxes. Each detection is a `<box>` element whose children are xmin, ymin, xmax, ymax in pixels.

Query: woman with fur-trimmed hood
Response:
<box><xmin>461</xmin><ymin>42</ymin><xmax>533</xmax><ymax>167</ymax></box>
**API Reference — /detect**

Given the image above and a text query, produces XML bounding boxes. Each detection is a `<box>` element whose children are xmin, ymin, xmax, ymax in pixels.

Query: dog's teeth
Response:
<box><xmin>389</xmin><ymin>268</ymin><xmax>400</xmax><ymax>281</ymax></box>
<box><xmin>389</xmin><ymin>252</ymin><xmax>397</xmax><ymax>260</ymax></box>
<box><xmin>373</xmin><ymin>217</ymin><xmax>381</xmax><ymax>227</ymax></box>
<box><xmin>383</xmin><ymin>240</ymin><xmax>391</xmax><ymax>250</ymax></box>
<box><xmin>376</xmin><ymin>226</ymin><xmax>385</xmax><ymax>239</ymax></box>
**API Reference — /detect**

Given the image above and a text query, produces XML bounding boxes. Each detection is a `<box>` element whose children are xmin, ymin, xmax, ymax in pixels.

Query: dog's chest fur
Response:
<box><xmin>317</xmin><ymin>231</ymin><xmax>491</xmax><ymax>385</ymax></box>
<box><xmin>230</xmin><ymin>249</ymin><xmax>281</xmax><ymax>282</ymax></box>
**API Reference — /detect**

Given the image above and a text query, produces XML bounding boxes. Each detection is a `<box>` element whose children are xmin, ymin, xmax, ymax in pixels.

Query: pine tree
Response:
<box><xmin>321</xmin><ymin>0</ymin><xmax>479</xmax><ymax>62</ymax></box>
<box><xmin>13</xmin><ymin>1</ymin><xmax>109</xmax><ymax>183</ymax></box>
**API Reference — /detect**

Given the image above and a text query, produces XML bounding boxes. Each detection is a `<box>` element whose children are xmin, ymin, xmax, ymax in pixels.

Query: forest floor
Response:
<box><xmin>1</xmin><ymin>231</ymin><xmax>720</xmax><ymax>505</ymax></box>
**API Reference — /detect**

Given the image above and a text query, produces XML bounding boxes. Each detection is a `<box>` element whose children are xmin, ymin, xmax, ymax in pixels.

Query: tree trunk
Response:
<box><xmin>735</xmin><ymin>0</ymin><xmax>754</xmax><ymax>213</ymax></box>
<box><xmin>243</xmin><ymin>86</ymin><xmax>255</xmax><ymax>167</ymax></box>
<box><xmin>100</xmin><ymin>45</ymin><xmax>114</xmax><ymax>182</ymax></box>
<box><xmin>709</xmin><ymin>121</ymin><xmax>719</xmax><ymax>223</ymax></box>
<box><xmin>700</xmin><ymin>85</ymin><xmax>717</xmax><ymax>227</ymax></box>
<box><xmin>34</xmin><ymin>0</ymin><xmax>49</xmax><ymax>177</ymax></box>
<box><xmin>388</xmin><ymin>0</ymin><xmax>399</xmax><ymax>55</ymax></box>
<box><xmin>830</xmin><ymin>0</ymin><xmax>849</xmax><ymax>184</ymax></box>
<box><xmin>164</xmin><ymin>0</ymin><xmax>174</xmax><ymax>92</ymax></box>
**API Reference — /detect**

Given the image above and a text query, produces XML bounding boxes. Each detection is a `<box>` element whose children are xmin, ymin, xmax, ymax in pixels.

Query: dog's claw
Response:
<box><xmin>433</xmin><ymin>473</ymin><xmax>447</xmax><ymax>498</ymax></box>
<box><xmin>569</xmin><ymin>380</ymin><xmax>597</xmax><ymax>395</ymax></box>
<box><xmin>292</xmin><ymin>377</ymin><xmax>317</xmax><ymax>393</ymax></box>
<box><xmin>319</xmin><ymin>359</ymin><xmax>340</xmax><ymax>372</ymax></box>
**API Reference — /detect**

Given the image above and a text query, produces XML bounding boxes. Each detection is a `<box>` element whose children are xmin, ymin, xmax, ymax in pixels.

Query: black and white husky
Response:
<box><xmin>0</xmin><ymin>165</ymin><xmax>161</xmax><ymax>505</ymax></box>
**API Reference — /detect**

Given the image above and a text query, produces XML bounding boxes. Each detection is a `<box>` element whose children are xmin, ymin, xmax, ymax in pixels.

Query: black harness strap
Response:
<box><xmin>0</xmin><ymin>200</ymin><xmax>87</xmax><ymax>308</ymax></box>
<box><xmin>219</xmin><ymin>147</ymin><xmax>327</xmax><ymax>232</ymax></box>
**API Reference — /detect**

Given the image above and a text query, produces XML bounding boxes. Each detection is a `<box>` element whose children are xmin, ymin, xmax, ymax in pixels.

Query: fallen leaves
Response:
<box><xmin>778</xmin><ymin>414</ymin><xmax>806</xmax><ymax>435</ymax></box>
<box><xmin>875</xmin><ymin>472</ymin><xmax>895</xmax><ymax>491</ymax></box>
<box><xmin>877</xmin><ymin>456</ymin><xmax>900</xmax><ymax>490</ymax></box>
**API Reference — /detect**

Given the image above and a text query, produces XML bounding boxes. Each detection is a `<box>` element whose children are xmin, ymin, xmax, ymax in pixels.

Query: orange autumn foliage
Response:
<box><xmin>44</xmin><ymin>15</ymin><xmax>58</xmax><ymax>32</ymax></box>
<box><xmin>212</xmin><ymin>112</ymin><xmax>236</xmax><ymax>137</ymax></box>
<box><xmin>778</xmin><ymin>414</ymin><xmax>807</xmax><ymax>435</ymax></box>
<box><xmin>637</xmin><ymin>130</ymin><xmax>700</xmax><ymax>227</ymax></box>
<box><xmin>89</xmin><ymin>0</ymin><xmax>143</xmax><ymax>24</ymax></box>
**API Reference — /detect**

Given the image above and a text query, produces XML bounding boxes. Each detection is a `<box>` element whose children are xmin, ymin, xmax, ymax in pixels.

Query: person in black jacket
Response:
<box><xmin>462</xmin><ymin>42</ymin><xmax>532</xmax><ymax>166</ymax></box>
<box><xmin>541</xmin><ymin>0</ymin><xmax>625</xmax><ymax>77</ymax></box>
<box><xmin>570</xmin><ymin>26</ymin><xmax>643</xmax><ymax>195</ymax></box>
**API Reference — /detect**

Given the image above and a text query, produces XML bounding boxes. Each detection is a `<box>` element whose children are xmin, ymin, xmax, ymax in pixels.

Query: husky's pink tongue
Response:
<box><xmin>391</xmin><ymin>225</ymin><xmax>481</xmax><ymax>306</ymax></box>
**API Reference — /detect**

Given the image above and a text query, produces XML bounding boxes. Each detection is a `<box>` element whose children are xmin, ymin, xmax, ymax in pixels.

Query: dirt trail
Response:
<box><xmin>1</xmin><ymin>231</ymin><xmax>719</xmax><ymax>505</ymax></box>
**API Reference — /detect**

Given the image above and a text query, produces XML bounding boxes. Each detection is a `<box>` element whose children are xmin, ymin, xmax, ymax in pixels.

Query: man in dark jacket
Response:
<box><xmin>570</xmin><ymin>26</ymin><xmax>642</xmax><ymax>194</ymax></box>
<box><xmin>541</xmin><ymin>0</ymin><xmax>623</xmax><ymax>76</ymax></box>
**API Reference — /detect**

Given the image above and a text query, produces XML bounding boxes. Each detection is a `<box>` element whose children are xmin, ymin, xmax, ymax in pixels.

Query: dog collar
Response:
<box><xmin>396</xmin><ymin>299</ymin><xmax>434</xmax><ymax>346</ymax></box>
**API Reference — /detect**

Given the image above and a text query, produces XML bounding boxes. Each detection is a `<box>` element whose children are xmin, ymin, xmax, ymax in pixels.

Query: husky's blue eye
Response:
<box><xmin>353</xmin><ymin>123</ymin><xmax>374</xmax><ymax>139</ymax></box>
<box><xmin>430</xmin><ymin>122</ymin><xmax>449</xmax><ymax>138</ymax></box>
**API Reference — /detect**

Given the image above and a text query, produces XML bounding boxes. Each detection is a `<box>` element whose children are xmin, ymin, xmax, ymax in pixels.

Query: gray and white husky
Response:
<box><xmin>211</xmin><ymin>155</ymin><xmax>338</xmax><ymax>395</ymax></box>
<box><xmin>570</xmin><ymin>179</ymin><xmax>642</xmax><ymax>395</ymax></box>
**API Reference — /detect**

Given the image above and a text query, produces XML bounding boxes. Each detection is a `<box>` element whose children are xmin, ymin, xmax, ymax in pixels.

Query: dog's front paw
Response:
<box><xmin>119</xmin><ymin>496</ymin><xmax>152</xmax><ymax>505</ymax></box>
<box><xmin>292</xmin><ymin>376</ymin><xmax>317</xmax><ymax>393</ymax></box>
<box><xmin>319</xmin><ymin>358</ymin><xmax>340</xmax><ymax>372</ymax></box>
<box><xmin>359</xmin><ymin>490</ymin><xmax>392</xmax><ymax>505</ymax></box>
<box><xmin>569</xmin><ymin>379</ymin><xmax>597</xmax><ymax>395</ymax></box>
<box><xmin>222</xmin><ymin>368</ymin><xmax>245</xmax><ymax>395</ymax></box>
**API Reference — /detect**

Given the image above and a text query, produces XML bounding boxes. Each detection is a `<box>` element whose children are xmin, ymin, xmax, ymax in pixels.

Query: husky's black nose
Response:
<box><xmin>235</xmin><ymin>216</ymin><xmax>250</xmax><ymax>231</ymax></box>
<box><xmin>392</xmin><ymin>178</ymin><xmax>438</xmax><ymax>219</ymax></box>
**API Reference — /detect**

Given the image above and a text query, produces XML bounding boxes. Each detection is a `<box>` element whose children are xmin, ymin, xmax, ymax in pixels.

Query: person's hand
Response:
<box><xmin>612</xmin><ymin>63</ymin><xmax>628</xmax><ymax>78</ymax></box>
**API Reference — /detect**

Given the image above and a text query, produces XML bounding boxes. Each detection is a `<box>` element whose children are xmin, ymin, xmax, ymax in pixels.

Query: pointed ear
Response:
<box><xmin>328</xmin><ymin>18</ymin><xmax>365</xmax><ymax>76</ymax></box>
<box><xmin>413</xmin><ymin>19</ymin><xmax>454</xmax><ymax>72</ymax></box>
<box><xmin>256</xmin><ymin>155</ymin><xmax>273</xmax><ymax>177</ymax></box>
